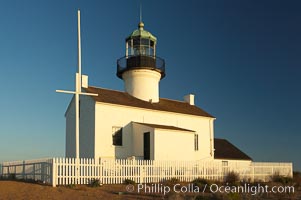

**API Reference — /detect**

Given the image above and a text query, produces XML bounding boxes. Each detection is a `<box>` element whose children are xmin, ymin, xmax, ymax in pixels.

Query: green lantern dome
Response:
<box><xmin>126</xmin><ymin>22</ymin><xmax>157</xmax><ymax>42</ymax></box>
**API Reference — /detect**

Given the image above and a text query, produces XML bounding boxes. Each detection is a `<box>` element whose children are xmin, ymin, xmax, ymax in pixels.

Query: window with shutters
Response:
<box><xmin>112</xmin><ymin>127</ymin><xmax>122</xmax><ymax>146</ymax></box>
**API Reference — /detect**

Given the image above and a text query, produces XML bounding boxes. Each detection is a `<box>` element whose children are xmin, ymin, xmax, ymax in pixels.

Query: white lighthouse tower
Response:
<box><xmin>117</xmin><ymin>21</ymin><xmax>165</xmax><ymax>103</ymax></box>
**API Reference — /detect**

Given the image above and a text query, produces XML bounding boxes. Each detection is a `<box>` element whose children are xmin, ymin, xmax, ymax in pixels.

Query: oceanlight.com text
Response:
<box><xmin>126</xmin><ymin>183</ymin><xmax>295</xmax><ymax>196</ymax></box>
<box><xmin>209</xmin><ymin>183</ymin><xmax>294</xmax><ymax>195</ymax></box>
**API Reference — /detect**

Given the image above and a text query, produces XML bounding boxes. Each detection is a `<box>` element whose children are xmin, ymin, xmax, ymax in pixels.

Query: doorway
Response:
<box><xmin>143</xmin><ymin>132</ymin><xmax>150</xmax><ymax>160</ymax></box>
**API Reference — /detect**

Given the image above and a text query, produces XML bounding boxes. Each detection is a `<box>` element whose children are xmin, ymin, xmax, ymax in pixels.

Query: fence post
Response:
<box><xmin>139</xmin><ymin>163</ymin><xmax>144</xmax><ymax>183</ymax></box>
<box><xmin>33</xmin><ymin>163</ymin><xmax>36</xmax><ymax>181</ymax></box>
<box><xmin>252</xmin><ymin>164</ymin><xmax>255</xmax><ymax>183</ymax></box>
<box><xmin>22</xmin><ymin>160</ymin><xmax>26</xmax><ymax>180</ymax></box>
<box><xmin>271</xmin><ymin>166</ymin><xmax>274</xmax><ymax>176</ymax></box>
<box><xmin>99</xmin><ymin>158</ymin><xmax>102</xmax><ymax>184</ymax></box>
<box><xmin>41</xmin><ymin>162</ymin><xmax>45</xmax><ymax>183</ymax></box>
<box><xmin>51</xmin><ymin>158</ymin><xmax>57</xmax><ymax>187</ymax></box>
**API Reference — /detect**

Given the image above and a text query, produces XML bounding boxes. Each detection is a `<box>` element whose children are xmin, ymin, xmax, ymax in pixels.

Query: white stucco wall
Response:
<box><xmin>132</xmin><ymin>123</ymin><xmax>195</xmax><ymax>160</ymax></box>
<box><xmin>65</xmin><ymin>95</ymin><xmax>95</xmax><ymax>158</ymax></box>
<box><xmin>114</xmin><ymin>123</ymin><xmax>132</xmax><ymax>159</ymax></box>
<box><xmin>154</xmin><ymin>129</ymin><xmax>195</xmax><ymax>160</ymax></box>
<box><xmin>132</xmin><ymin>123</ymin><xmax>155</xmax><ymax>160</ymax></box>
<box><xmin>79</xmin><ymin>95</ymin><xmax>95</xmax><ymax>158</ymax></box>
<box><xmin>65</xmin><ymin>97</ymin><xmax>75</xmax><ymax>158</ymax></box>
<box><xmin>94</xmin><ymin>102</ymin><xmax>215</xmax><ymax>160</ymax></box>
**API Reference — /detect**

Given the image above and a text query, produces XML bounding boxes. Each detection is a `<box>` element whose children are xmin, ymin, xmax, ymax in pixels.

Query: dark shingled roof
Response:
<box><xmin>85</xmin><ymin>86</ymin><xmax>214</xmax><ymax>118</ymax></box>
<box><xmin>134</xmin><ymin>122</ymin><xmax>195</xmax><ymax>132</ymax></box>
<box><xmin>214</xmin><ymin>138</ymin><xmax>252</xmax><ymax>160</ymax></box>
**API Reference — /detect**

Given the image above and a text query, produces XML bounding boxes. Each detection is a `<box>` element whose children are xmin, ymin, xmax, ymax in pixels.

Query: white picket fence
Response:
<box><xmin>0</xmin><ymin>158</ymin><xmax>293</xmax><ymax>187</ymax></box>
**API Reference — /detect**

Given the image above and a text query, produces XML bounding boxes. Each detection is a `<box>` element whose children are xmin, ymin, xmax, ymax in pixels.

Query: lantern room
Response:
<box><xmin>125</xmin><ymin>22</ymin><xmax>156</xmax><ymax>57</ymax></box>
<box><xmin>116</xmin><ymin>21</ymin><xmax>166</xmax><ymax>103</ymax></box>
<box><xmin>117</xmin><ymin>22</ymin><xmax>165</xmax><ymax>79</ymax></box>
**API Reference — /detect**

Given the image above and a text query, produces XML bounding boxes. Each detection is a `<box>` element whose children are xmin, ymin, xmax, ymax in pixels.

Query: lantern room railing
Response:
<box><xmin>117</xmin><ymin>55</ymin><xmax>165</xmax><ymax>79</ymax></box>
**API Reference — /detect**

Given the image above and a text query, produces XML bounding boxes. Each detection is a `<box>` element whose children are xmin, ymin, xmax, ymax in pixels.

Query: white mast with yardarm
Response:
<box><xmin>56</xmin><ymin>10</ymin><xmax>98</xmax><ymax>182</ymax></box>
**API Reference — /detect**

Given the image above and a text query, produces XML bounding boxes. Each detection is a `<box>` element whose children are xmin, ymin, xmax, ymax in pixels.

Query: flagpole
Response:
<box><xmin>56</xmin><ymin>9</ymin><xmax>97</xmax><ymax>186</ymax></box>
<box><xmin>78</xmin><ymin>10</ymin><xmax>82</xmax><ymax>79</ymax></box>
<box><xmin>75</xmin><ymin>9</ymin><xmax>82</xmax><ymax>183</ymax></box>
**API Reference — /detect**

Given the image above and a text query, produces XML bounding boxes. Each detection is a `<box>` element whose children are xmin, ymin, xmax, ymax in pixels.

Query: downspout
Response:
<box><xmin>209</xmin><ymin>118</ymin><xmax>215</xmax><ymax>159</ymax></box>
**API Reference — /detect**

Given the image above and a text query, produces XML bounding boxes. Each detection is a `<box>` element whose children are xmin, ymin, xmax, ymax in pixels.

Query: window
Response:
<box><xmin>194</xmin><ymin>134</ymin><xmax>199</xmax><ymax>151</ymax></box>
<box><xmin>222</xmin><ymin>161</ymin><xmax>228</xmax><ymax>173</ymax></box>
<box><xmin>222</xmin><ymin>161</ymin><xmax>228</xmax><ymax>167</ymax></box>
<box><xmin>141</xmin><ymin>38</ymin><xmax>149</xmax><ymax>45</ymax></box>
<box><xmin>112</xmin><ymin>127</ymin><xmax>122</xmax><ymax>146</ymax></box>
<box><xmin>150</xmin><ymin>40</ymin><xmax>155</xmax><ymax>47</ymax></box>
<box><xmin>133</xmin><ymin>38</ymin><xmax>140</xmax><ymax>46</ymax></box>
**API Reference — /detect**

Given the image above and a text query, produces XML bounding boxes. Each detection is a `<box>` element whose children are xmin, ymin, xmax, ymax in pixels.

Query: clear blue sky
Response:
<box><xmin>0</xmin><ymin>0</ymin><xmax>300</xmax><ymax>171</ymax></box>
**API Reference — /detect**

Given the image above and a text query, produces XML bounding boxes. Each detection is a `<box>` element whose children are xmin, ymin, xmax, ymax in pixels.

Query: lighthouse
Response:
<box><xmin>117</xmin><ymin>21</ymin><xmax>165</xmax><ymax>103</ymax></box>
<box><xmin>62</xmin><ymin>13</ymin><xmax>256</xmax><ymax>167</ymax></box>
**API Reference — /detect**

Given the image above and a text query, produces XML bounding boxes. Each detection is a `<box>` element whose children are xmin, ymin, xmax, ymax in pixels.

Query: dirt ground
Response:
<box><xmin>0</xmin><ymin>180</ymin><xmax>300</xmax><ymax>200</ymax></box>
<box><xmin>0</xmin><ymin>181</ymin><xmax>163</xmax><ymax>200</ymax></box>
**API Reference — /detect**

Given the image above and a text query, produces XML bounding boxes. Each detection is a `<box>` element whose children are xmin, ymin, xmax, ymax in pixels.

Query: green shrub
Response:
<box><xmin>90</xmin><ymin>178</ymin><xmax>102</xmax><ymax>187</ymax></box>
<box><xmin>192</xmin><ymin>178</ymin><xmax>211</xmax><ymax>192</ymax></box>
<box><xmin>270</xmin><ymin>173</ymin><xmax>293</xmax><ymax>184</ymax></box>
<box><xmin>192</xmin><ymin>177</ymin><xmax>210</xmax><ymax>185</ymax></box>
<box><xmin>293</xmin><ymin>171</ymin><xmax>301</xmax><ymax>187</ymax></box>
<box><xmin>161</xmin><ymin>177</ymin><xmax>180</xmax><ymax>186</ymax></box>
<box><xmin>224</xmin><ymin>171</ymin><xmax>240</xmax><ymax>185</ymax></box>
<box><xmin>201</xmin><ymin>193</ymin><xmax>225</xmax><ymax>200</ymax></box>
<box><xmin>123</xmin><ymin>178</ymin><xmax>135</xmax><ymax>184</ymax></box>
<box><xmin>166</xmin><ymin>177</ymin><xmax>180</xmax><ymax>183</ymax></box>
<box><xmin>194</xmin><ymin>195</ymin><xmax>212</xmax><ymax>200</ymax></box>
<box><xmin>226</xmin><ymin>192</ymin><xmax>241</xmax><ymax>200</ymax></box>
<box><xmin>8</xmin><ymin>173</ymin><xmax>16</xmax><ymax>180</ymax></box>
